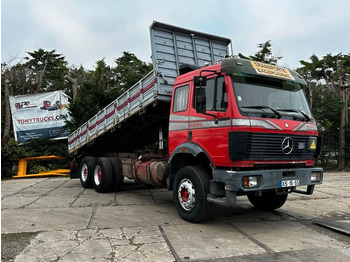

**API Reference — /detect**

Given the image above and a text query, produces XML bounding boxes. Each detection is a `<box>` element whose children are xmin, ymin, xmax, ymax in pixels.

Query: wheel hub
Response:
<box><xmin>94</xmin><ymin>165</ymin><xmax>102</xmax><ymax>186</ymax></box>
<box><xmin>181</xmin><ymin>188</ymin><xmax>189</xmax><ymax>202</ymax></box>
<box><xmin>98</xmin><ymin>170</ymin><xmax>102</xmax><ymax>181</ymax></box>
<box><xmin>178</xmin><ymin>178</ymin><xmax>195</xmax><ymax>211</ymax></box>
<box><xmin>81</xmin><ymin>163</ymin><xmax>88</xmax><ymax>182</ymax></box>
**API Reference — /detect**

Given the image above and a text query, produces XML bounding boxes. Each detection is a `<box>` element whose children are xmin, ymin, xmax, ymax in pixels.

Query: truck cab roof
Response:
<box><xmin>175</xmin><ymin>57</ymin><xmax>307</xmax><ymax>87</ymax></box>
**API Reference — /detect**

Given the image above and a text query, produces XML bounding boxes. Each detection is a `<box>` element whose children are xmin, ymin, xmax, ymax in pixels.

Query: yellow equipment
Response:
<box><xmin>13</xmin><ymin>155</ymin><xmax>70</xmax><ymax>178</ymax></box>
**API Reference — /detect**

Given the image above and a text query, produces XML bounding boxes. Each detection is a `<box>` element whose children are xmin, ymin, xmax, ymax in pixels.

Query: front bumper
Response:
<box><xmin>208</xmin><ymin>167</ymin><xmax>323</xmax><ymax>206</ymax></box>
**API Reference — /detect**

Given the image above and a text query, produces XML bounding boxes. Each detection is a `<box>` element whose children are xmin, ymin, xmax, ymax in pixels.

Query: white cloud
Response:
<box><xmin>2</xmin><ymin>0</ymin><xmax>350</xmax><ymax>70</ymax></box>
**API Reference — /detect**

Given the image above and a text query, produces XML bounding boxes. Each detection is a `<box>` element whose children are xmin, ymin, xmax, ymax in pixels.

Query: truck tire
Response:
<box><xmin>109</xmin><ymin>157</ymin><xmax>124</xmax><ymax>191</ymax></box>
<box><xmin>79</xmin><ymin>157</ymin><xmax>96</xmax><ymax>188</ymax></box>
<box><xmin>173</xmin><ymin>166</ymin><xmax>213</xmax><ymax>223</ymax></box>
<box><xmin>247</xmin><ymin>192</ymin><xmax>288</xmax><ymax>211</ymax></box>
<box><xmin>93</xmin><ymin>157</ymin><xmax>113</xmax><ymax>193</ymax></box>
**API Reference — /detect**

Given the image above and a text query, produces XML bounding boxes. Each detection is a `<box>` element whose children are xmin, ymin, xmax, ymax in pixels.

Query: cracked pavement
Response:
<box><xmin>1</xmin><ymin>172</ymin><xmax>350</xmax><ymax>261</ymax></box>
<box><xmin>14</xmin><ymin>227</ymin><xmax>173</xmax><ymax>262</ymax></box>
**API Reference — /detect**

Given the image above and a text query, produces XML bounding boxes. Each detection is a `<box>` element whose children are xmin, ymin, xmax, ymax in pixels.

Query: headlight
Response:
<box><xmin>311</xmin><ymin>172</ymin><xmax>322</xmax><ymax>182</ymax></box>
<box><xmin>243</xmin><ymin>176</ymin><xmax>261</xmax><ymax>188</ymax></box>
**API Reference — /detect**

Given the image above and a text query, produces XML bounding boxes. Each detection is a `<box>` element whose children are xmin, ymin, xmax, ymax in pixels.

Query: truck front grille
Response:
<box><xmin>229</xmin><ymin>132</ymin><xmax>321</xmax><ymax>161</ymax></box>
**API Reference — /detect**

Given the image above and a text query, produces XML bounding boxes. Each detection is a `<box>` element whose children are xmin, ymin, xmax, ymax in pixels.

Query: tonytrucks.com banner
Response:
<box><xmin>9</xmin><ymin>90</ymin><xmax>71</xmax><ymax>143</ymax></box>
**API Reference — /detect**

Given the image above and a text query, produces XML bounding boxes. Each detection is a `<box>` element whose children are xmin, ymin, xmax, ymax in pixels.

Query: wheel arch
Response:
<box><xmin>168</xmin><ymin>142</ymin><xmax>213</xmax><ymax>190</ymax></box>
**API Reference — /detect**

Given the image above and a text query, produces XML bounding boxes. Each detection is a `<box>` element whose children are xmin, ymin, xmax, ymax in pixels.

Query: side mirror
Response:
<box><xmin>194</xmin><ymin>76</ymin><xmax>207</xmax><ymax>86</ymax></box>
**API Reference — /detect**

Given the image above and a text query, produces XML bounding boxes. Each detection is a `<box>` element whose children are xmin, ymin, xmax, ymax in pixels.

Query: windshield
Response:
<box><xmin>231</xmin><ymin>76</ymin><xmax>312</xmax><ymax>121</ymax></box>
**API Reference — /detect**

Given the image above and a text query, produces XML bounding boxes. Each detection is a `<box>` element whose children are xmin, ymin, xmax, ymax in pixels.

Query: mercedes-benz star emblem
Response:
<box><xmin>282</xmin><ymin>137</ymin><xmax>293</xmax><ymax>155</ymax></box>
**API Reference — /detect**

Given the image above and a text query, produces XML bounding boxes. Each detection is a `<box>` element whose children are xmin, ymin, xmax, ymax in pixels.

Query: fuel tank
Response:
<box><xmin>132</xmin><ymin>160</ymin><xmax>170</xmax><ymax>187</ymax></box>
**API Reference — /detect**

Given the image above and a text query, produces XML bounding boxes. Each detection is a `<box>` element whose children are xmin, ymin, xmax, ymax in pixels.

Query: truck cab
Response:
<box><xmin>168</xmin><ymin>57</ymin><xmax>323</xmax><ymax>222</ymax></box>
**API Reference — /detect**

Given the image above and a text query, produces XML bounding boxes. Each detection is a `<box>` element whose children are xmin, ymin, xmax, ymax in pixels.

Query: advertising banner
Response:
<box><xmin>9</xmin><ymin>91</ymin><xmax>71</xmax><ymax>143</ymax></box>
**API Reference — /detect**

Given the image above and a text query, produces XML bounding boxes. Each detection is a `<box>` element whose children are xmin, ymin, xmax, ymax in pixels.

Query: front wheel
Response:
<box><xmin>247</xmin><ymin>191</ymin><xmax>288</xmax><ymax>211</ymax></box>
<box><xmin>173</xmin><ymin>166</ymin><xmax>213</xmax><ymax>223</ymax></box>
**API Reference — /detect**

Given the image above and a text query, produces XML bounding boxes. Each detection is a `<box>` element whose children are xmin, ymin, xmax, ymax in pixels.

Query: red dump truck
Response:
<box><xmin>68</xmin><ymin>21</ymin><xmax>323</xmax><ymax>222</ymax></box>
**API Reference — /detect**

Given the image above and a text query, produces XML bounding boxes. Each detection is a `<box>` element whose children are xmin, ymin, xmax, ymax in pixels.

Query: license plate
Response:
<box><xmin>280</xmin><ymin>179</ymin><xmax>300</xmax><ymax>188</ymax></box>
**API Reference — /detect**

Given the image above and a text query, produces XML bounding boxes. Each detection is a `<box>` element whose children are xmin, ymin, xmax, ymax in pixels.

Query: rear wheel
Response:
<box><xmin>79</xmin><ymin>157</ymin><xmax>96</xmax><ymax>188</ymax></box>
<box><xmin>93</xmin><ymin>157</ymin><xmax>113</xmax><ymax>193</ymax></box>
<box><xmin>247</xmin><ymin>191</ymin><xmax>288</xmax><ymax>211</ymax></box>
<box><xmin>109</xmin><ymin>157</ymin><xmax>124</xmax><ymax>191</ymax></box>
<box><xmin>173</xmin><ymin>166</ymin><xmax>213</xmax><ymax>223</ymax></box>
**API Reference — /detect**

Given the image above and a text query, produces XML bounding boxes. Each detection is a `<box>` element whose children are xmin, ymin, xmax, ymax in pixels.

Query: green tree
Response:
<box><xmin>238</xmin><ymin>40</ymin><xmax>282</xmax><ymax>64</ymax></box>
<box><xmin>114</xmin><ymin>51</ymin><xmax>153</xmax><ymax>91</ymax></box>
<box><xmin>298</xmin><ymin>53</ymin><xmax>350</xmax><ymax>168</ymax></box>
<box><xmin>24</xmin><ymin>48</ymin><xmax>69</xmax><ymax>93</ymax></box>
<box><xmin>64</xmin><ymin>83</ymin><xmax>116</xmax><ymax>131</ymax></box>
<box><xmin>2</xmin><ymin>61</ymin><xmax>31</xmax><ymax>138</ymax></box>
<box><xmin>64</xmin><ymin>65</ymin><xmax>91</xmax><ymax>100</ymax></box>
<box><xmin>90</xmin><ymin>58</ymin><xmax>115</xmax><ymax>90</ymax></box>
<box><xmin>66</xmin><ymin>52</ymin><xmax>153</xmax><ymax>130</ymax></box>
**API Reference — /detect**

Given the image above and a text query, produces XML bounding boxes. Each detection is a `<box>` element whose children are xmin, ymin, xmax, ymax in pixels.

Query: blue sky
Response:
<box><xmin>2</xmin><ymin>0</ymin><xmax>350</xmax><ymax>70</ymax></box>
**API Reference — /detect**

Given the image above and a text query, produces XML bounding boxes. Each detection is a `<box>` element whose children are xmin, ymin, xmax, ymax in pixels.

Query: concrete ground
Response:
<box><xmin>1</xmin><ymin>171</ymin><xmax>350</xmax><ymax>262</ymax></box>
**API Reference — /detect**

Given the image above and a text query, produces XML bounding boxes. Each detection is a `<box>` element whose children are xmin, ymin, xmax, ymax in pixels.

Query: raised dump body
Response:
<box><xmin>68</xmin><ymin>21</ymin><xmax>231</xmax><ymax>155</ymax></box>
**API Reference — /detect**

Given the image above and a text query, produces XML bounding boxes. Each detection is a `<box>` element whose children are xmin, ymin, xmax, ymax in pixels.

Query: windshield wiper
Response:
<box><xmin>276</xmin><ymin>109</ymin><xmax>311</xmax><ymax>121</ymax></box>
<box><xmin>241</xmin><ymin>105</ymin><xmax>282</xmax><ymax>119</ymax></box>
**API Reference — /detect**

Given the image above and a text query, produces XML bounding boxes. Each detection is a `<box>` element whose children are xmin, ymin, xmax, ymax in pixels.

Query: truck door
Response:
<box><xmin>190</xmin><ymin>75</ymin><xmax>232</xmax><ymax>166</ymax></box>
